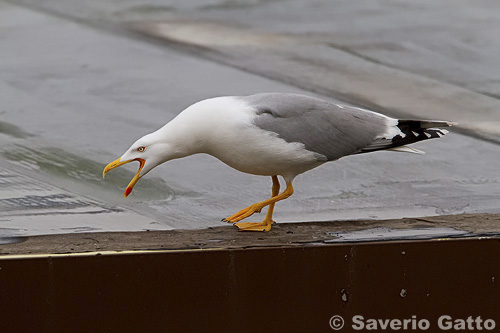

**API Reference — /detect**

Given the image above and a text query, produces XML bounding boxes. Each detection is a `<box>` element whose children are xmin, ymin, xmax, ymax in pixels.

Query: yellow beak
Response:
<box><xmin>103</xmin><ymin>158</ymin><xmax>145</xmax><ymax>198</ymax></box>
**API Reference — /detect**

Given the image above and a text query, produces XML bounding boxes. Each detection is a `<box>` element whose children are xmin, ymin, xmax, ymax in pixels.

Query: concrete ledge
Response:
<box><xmin>1</xmin><ymin>213</ymin><xmax>500</xmax><ymax>255</ymax></box>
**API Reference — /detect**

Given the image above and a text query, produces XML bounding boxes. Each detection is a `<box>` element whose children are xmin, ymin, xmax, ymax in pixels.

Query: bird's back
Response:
<box><xmin>242</xmin><ymin>93</ymin><xmax>452</xmax><ymax>161</ymax></box>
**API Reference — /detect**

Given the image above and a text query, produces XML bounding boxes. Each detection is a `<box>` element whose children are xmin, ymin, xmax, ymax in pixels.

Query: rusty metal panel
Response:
<box><xmin>1</xmin><ymin>238</ymin><xmax>499</xmax><ymax>332</ymax></box>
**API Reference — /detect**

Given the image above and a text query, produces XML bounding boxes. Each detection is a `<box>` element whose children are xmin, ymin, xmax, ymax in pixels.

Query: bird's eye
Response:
<box><xmin>137</xmin><ymin>146</ymin><xmax>146</xmax><ymax>152</ymax></box>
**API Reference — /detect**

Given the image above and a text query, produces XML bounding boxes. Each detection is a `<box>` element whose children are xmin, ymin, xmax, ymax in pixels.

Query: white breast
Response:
<box><xmin>172</xmin><ymin>96</ymin><xmax>323</xmax><ymax>181</ymax></box>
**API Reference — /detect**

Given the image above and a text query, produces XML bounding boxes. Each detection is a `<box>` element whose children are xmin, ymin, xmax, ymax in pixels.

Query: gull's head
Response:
<box><xmin>102</xmin><ymin>103</ymin><xmax>207</xmax><ymax>198</ymax></box>
<box><xmin>102</xmin><ymin>132</ymin><xmax>174</xmax><ymax>198</ymax></box>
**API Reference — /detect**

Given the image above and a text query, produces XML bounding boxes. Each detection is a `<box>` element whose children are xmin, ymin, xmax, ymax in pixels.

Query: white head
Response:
<box><xmin>102</xmin><ymin>130</ymin><xmax>186</xmax><ymax>197</ymax></box>
<box><xmin>102</xmin><ymin>97</ymin><xmax>226</xmax><ymax>197</ymax></box>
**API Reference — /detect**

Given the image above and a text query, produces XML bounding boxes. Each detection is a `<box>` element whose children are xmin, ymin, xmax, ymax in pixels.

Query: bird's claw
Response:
<box><xmin>222</xmin><ymin>203</ymin><xmax>263</xmax><ymax>223</ymax></box>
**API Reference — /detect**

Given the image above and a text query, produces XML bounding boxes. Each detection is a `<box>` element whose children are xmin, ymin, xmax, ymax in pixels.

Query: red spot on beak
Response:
<box><xmin>125</xmin><ymin>186</ymin><xmax>133</xmax><ymax>198</ymax></box>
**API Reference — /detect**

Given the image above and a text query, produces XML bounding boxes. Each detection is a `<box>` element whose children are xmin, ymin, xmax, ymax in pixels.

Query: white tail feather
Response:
<box><xmin>387</xmin><ymin>146</ymin><xmax>425</xmax><ymax>154</ymax></box>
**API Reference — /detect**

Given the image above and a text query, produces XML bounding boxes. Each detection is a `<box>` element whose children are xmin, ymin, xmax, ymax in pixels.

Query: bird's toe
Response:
<box><xmin>234</xmin><ymin>221</ymin><xmax>272</xmax><ymax>232</ymax></box>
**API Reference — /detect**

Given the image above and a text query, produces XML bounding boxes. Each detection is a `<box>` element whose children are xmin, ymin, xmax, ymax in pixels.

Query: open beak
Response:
<box><xmin>102</xmin><ymin>158</ymin><xmax>145</xmax><ymax>198</ymax></box>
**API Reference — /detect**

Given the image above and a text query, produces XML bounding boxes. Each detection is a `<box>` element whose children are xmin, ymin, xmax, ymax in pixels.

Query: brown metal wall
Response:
<box><xmin>1</xmin><ymin>238</ymin><xmax>499</xmax><ymax>332</ymax></box>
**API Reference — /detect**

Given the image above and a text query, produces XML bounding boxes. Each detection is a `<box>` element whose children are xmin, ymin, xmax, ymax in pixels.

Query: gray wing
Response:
<box><xmin>245</xmin><ymin>93</ymin><xmax>389</xmax><ymax>161</ymax></box>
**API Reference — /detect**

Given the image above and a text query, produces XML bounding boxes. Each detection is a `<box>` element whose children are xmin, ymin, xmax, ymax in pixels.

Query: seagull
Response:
<box><xmin>103</xmin><ymin>93</ymin><xmax>454</xmax><ymax>232</ymax></box>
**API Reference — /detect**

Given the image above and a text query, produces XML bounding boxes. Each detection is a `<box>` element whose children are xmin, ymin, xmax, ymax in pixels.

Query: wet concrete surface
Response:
<box><xmin>1</xmin><ymin>1</ymin><xmax>500</xmax><ymax>238</ymax></box>
<box><xmin>0</xmin><ymin>161</ymin><xmax>158</xmax><ymax>240</ymax></box>
<box><xmin>10</xmin><ymin>0</ymin><xmax>500</xmax><ymax>141</ymax></box>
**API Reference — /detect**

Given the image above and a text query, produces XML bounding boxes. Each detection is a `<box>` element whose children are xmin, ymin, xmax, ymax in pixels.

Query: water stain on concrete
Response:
<box><xmin>0</xmin><ymin>167</ymin><xmax>160</xmax><ymax>238</ymax></box>
<box><xmin>0</xmin><ymin>193</ymin><xmax>87</xmax><ymax>210</ymax></box>
<box><xmin>326</xmin><ymin>227</ymin><xmax>472</xmax><ymax>243</ymax></box>
<box><xmin>111</xmin><ymin>4</ymin><xmax>175</xmax><ymax>20</ymax></box>
<box><xmin>0</xmin><ymin>236</ymin><xmax>25</xmax><ymax>245</ymax></box>
<box><xmin>0</xmin><ymin>121</ymin><xmax>34</xmax><ymax>139</ymax></box>
<box><xmin>2</xmin><ymin>144</ymin><xmax>174</xmax><ymax>201</ymax></box>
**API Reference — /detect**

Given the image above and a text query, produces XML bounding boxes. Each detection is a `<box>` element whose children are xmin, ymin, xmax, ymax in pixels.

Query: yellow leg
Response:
<box><xmin>223</xmin><ymin>176</ymin><xmax>293</xmax><ymax>232</ymax></box>
<box><xmin>268</xmin><ymin>175</ymin><xmax>281</xmax><ymax>224</ymax></box>
<box><xmin>233</xmin><ymin>176</ymin><xmax>280</xmax><ymax>231</ymax></box>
